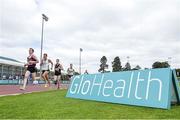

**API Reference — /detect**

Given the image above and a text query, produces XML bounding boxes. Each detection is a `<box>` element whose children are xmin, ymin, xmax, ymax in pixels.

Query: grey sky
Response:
<box><xmin>0</xmin><ymin>0</ymin><xmax>179</xmax><ymax>73</ymax></box>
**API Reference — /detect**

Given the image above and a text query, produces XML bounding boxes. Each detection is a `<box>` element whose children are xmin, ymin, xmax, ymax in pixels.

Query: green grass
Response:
<box><xmin>0</xmin><ymin>90</ymin><xmax>180</xmax><ymax>119</ymax></box>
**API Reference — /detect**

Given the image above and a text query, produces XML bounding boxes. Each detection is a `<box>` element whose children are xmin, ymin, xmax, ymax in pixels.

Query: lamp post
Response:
<box><xmin>168</xmin><ymin>57</ymin><xmax>172</xmax><ymax>68</ymax></box>
<box><xmin>127</xmin><ymin>56</ymin><xmax>130</xmax><ymax>62</ymax></box>
<box><xmin>79</xmin><ymin>48</ymin><xmax>83</xmax><ymax>74</ymax></box>
<box><xmin>40</xmin><ymin>14</ymin><xmax>48</xmax><ymax>80</ymax></box>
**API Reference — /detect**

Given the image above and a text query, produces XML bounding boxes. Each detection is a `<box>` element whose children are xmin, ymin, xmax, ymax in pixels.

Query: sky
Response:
<box><xmin>0</xmin><ymin>0</ymin><xmax>179</xmax><ymax>73</ymax></box>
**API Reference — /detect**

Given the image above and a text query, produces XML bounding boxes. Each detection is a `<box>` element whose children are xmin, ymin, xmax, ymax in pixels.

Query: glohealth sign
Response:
<box><xmin>66</xmin><ymin>68</ymin><xmax>180</xmax><ymax>109</ymax></box>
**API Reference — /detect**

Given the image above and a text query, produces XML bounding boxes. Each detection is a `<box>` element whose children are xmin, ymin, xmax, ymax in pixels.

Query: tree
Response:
<box><xmin>161</xmin><ymin>62</ymin><xmax>170</xmax><ymax>68</ymax></box>
<box><xmin>98</xmin><ymin>56</ymin><xmax>108</xmax><ymax>73</ymax></box>
<box><xmin>152</xmin><ymin>61</ymin><xmax>161</xmax><ymax>68</ymax></box>
<box><xmin>132</xmin><ymin>65</ymin><xmax>141</xmax><ymax>70</ymax></box>
<box><xmin>123</xmin><ymin>62</ymin><xmax>131</xmax><ymax>71</ymax></box>
<box><xmin>112</xmin><ymin>56</ymin><xmax>122</xmax><ymax>72</ymax></box>
<box><xmin>152</xmin><ymin>61</ymin><xmax>170</xmax><ymax>68</ymax></box>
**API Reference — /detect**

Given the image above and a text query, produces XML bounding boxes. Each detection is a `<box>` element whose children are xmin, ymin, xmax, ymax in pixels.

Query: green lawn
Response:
<box><xmin>0</xmin><ymin>90</ymin><xmax>180</xmax><ymax>119</ymax></box>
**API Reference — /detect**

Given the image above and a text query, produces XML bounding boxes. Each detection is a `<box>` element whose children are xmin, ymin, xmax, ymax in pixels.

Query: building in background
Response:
<box><xmin>0</xmin><ymin>56</ymin><xmax>24</xmax><ymax>80</ymax></box>
<box><xmin>0</xmin><ymin>56</ymin><xmax>25</xmax><ymax>84</ymax></box>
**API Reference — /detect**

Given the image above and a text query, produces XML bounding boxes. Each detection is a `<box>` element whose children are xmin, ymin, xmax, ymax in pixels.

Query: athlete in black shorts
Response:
<box><xmin>20</xmin><ymin>48</ymin><xmax>39</xmax><ymax>90</ymax></box>
<box><xmin>54</xmin><ymin>59</ymin><xmax>63</xmax><ymax>89</ymax></box>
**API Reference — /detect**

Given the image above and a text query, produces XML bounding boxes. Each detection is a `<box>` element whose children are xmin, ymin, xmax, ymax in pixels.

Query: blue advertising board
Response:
<box><xmin>66</xmin><ymin>68</ymin><xmax>180</xmax><ymax>109</ymax></box>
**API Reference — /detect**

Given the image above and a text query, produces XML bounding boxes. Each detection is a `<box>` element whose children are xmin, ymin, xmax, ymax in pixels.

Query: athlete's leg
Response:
<box><xmin>42</xmin><ymin>71</ymin><xmax>48</xmax><ymax>87</ymax></box>
<box><xmin>42</xmin><ymin>71</ymin><xmax>47</xmax><ymax>81</ymax></box>
<box><xmin>44</xmin><ymin>71</ymin><xmax>50</xmax><ymax>86</ymax></box>
<box><xmin>32</xmin><ymin>72</ymin><xmax>36</xmax><ymax>81</ymax></box>
<box><xmin>68</xmin><ymin>75</ymin><xmax>71</xmax><ymax>81</ymax></box>
<box><xmin>54</xmin><ymin>75</ymin><xmax>57</xmax><ymax>85</ymax></box>
<box><xmin>31</xmin><ymin>72</ymin><xmax>36</xmax><ymax>85</ymax></box>
<box><xmin>20</xmin><ymin>71</ymin><xmax>30</xmax><ymax>90</ymax></box>
<box><xmin>57</xmin><ymin>75</ymin><xmax>60</xmax><ymax>89</ymax></box>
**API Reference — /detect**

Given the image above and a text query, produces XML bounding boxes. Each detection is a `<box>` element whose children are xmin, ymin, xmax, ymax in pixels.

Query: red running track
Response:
<box><xmin>0</xmin><ymin>84</ymin><xmax>69</xmax><ymax>97</ymax></box>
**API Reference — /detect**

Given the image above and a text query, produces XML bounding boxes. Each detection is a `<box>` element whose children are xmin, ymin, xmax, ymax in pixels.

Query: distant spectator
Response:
<box><xmin>84</xmin><ymin>70</ymin><xmax>89</xmax><ymax>74</ymax></box>
<box><xmin>16</xmin><ymin>75</ymin><xmax>19</xmax><ymax>80</ymax></box>
<box><xmin>3</xmin><ymin>75</ymin><xmax>6</xmax><ymax>80</ymax></box>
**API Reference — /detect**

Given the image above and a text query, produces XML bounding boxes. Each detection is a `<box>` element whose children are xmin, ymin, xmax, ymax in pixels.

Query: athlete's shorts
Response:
<box><xmin>68</xmin><ymin>75</ymin><xmax>73</xmax><ymax>78</ymax></box>
<box><xmin>27</xmin><ymin>67</ymin><xmax>36</xmax><ymax>73</ymax></box>
<box><xmin>55</xmin><ymin>71</ymin><xmax>61</xmax><ymax>76</ymax></box>
<box><xmin>42</xmin><ymin>70</ymin><xmax>49</xmax><ymax>74</ymax></box>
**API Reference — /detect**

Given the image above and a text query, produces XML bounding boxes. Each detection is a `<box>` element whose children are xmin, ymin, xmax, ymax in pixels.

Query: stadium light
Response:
<box><xmin>40</xmin><ymin>14</ymin><xmax>49</xmax><ymax>79</ymax></box>
<box><xmin>168</xmin><ymin>57</ymin><xmax>172</xmax><ymax>68</ymax></box>
<box><xmin>127</xmin><ymin>56</ymin><xmax>130</xmax><ymax>62</ymax></box>
<box><xmin>79</xmin><ymin>48</ymin><xmax>83</xmax><ymax>74</ymax></box>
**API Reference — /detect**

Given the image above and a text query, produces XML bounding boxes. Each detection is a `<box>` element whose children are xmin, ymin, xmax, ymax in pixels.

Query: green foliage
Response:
<box><xmin>98</xmin><ymin>56</ymin><xmax>108</xmax><ymax>73</ymax></box>
<box><xmin>100</xmin><ymin>56</ymin><xmax>107</xmax><ymax>64</ymax></box>
<box><xmin>132</xmin><ymin>65</ymin><xmax>141</xmax><ymax>70</ymax></box>
<box><xmin>112</xmin><ymin>56</ymin><xmax>122</xmax><ymax>72</ymax></box>
<box><xmin>152</xmin><ymin>61</ymin><xmax>170</xmax><ymax>68</ymax></box>
<box><xmin>123</xmin><ymin>62</ymin><xmax>131</xmax><ymax>71</ymax></box>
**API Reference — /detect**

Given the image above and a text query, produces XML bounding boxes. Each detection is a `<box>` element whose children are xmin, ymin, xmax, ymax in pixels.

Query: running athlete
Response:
<box><xmin>20</xmin><ymin>48</ymin><xmax>39</xmax><ymax>90</ymax></box>
<box><xmin>54</xmin><ymin>59</ymin><xmax>63</xmax><ymax>89</ymax></box>
<box><xmin>67</xmin><ymin>64</ymin><xmax>75</xmax><ymax>80</ymax></box>
<box><xmin>40</xmin><ymin>53</ymin><xmax>53</xmax><ymax>87</ymax></box>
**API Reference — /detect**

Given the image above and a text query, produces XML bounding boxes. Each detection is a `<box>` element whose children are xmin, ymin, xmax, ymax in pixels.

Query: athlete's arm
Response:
<box><xmin>25</xmin><ymin>57</ymin><xmax>29</xmax><ymax>66</ymax></box>
<box><xmin>49</xmin><ymin>59</ymin><xmax>53</xmax><ymax>70</ymax></box>
<box><xmin>67</xmin><ymin>68</ymin><xmax>70</xmax><ymax>73</ymax></box>
<box><xmin>33</xmin><ymin>55</ymin><xmax>39</xmax><ymax>64</ymax></box>
<box><xmin>59</xmin><ymin>64</ymin><xmax>64</xmax><ymax>70</ymax></box>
